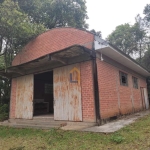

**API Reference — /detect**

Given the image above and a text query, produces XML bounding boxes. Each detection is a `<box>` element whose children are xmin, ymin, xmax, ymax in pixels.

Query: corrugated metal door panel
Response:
<box><xmin>144</xmin><ymin>88</ymin><xmax>149</xmax><ymax>109</ymax></box>
<box><xmin>54</xmin><ymin>64</ymin><xmax>82</xmax><ymax>121</ymax></box>
<box><xmin>68</xmin><ymin>64</ymin><xmax>82</xmax><ymax>121</ymax></box>
<box><xmin>141</xmin><ymin>88</ymin><xmax>146</xmax><ymax>109</ymax></box>
<box><xmin>54</xmin><ymin>67</ymin><xmax>69</xmax><ymax>120</ymax></box>
<box><xmin>15</xmin><ymin>74</ymin><xmax>34</xmax><ymax>119</ymax></box>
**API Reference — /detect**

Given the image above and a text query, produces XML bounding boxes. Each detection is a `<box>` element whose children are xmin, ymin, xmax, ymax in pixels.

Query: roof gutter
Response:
<box><xmin>109</xmin><ymin>44</ymin><xmax>150</xmax><ymax>75</ymax></box>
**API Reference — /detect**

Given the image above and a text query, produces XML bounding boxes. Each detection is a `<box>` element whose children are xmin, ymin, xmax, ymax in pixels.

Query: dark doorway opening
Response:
<box><xmin>33</xmin><ymin>71</ymin><xmax>53</xmax><ymax>116</ymax></box>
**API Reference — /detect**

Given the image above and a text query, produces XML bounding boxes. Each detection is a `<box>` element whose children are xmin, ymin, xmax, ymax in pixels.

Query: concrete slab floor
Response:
<box><xmin>82</xmin><ymin>110</ymin><xmax>150</xmax><ymax>133</ymax></box>
<box><xmin>1</xmin><ymin>110</ymin><xmax>150</xmax><ymax>132</ymax></box>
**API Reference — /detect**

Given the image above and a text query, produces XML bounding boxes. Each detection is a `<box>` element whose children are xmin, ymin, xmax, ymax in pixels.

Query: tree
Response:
<box><xmin>0</xmin><ymin>0</ymin><xmax>88</xmax><ymax>68</ymax></box>
<box><xmin>0</xmin><ymin>0</ymin><xmax>89</xmax><ymax>107</ymax></box>
<box><xmin>143</xmin><ymin>4</ymin><xmax>150</xmax><ymax>44</ymax></box>
<box><xmin>107</xmin><ymin>20</ymin><xmax>147</xmax><ymax>60</ymax></box>
<box><xmin>90</xmin><ymin>29</ymin><xmax>102</xmax><ymax>37</ymax></box>
<box><xmin>144</xmin><ymin>4</ymin><xmax>150</xmax><ymax>24</ymax></box>
<box><xmin>140</xmin><ymin>46</ymin><xmax>150</xmax><ymax>71</ymax></box>
<box><xmin>16</xmin><ymin>0</ymin><xmax>89</xmax><ymax>29</ymax></box>
<box><xmin>132</xmin><ymin>15</ymin><xmax>148</xmax><ymax>62</ymax></box>
<box><xmin>0</xmin><ymin>0</ymin><xmax>46</xmax><ymax>67</ymax></box>
<box><xmin>107</xmin><ymin>24</ymin><xmax>138</xmax><ymax>55</ymax></box>
<box><xmin>0</xmin><ymin>56</ymin><xmax>10</xmax><ymax>105</ymax></box>
<box><xmin>0</xmin><ymin>0</ymin><xmax>45</xmax><ymax>106</ymax></box>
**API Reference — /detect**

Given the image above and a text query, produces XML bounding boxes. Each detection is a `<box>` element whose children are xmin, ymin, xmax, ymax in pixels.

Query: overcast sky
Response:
<box><xmin>86</xmin><ymin>0</ymin><xmax>150</xmax><ymax>39</ymax></box>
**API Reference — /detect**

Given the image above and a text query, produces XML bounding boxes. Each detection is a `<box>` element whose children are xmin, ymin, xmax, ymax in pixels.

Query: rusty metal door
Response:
<box><xmin>15</xmin><ymin>74</ymin><xmax>34</xmax><ymax>119</ymax></box>
<box><xmin>140</xmin><ymin>87</ymin><xmax>146</xmax><ymax>109</ymax></box>
<box><xmin>144</xmin><ymin>88</ymin><xmax>149</xmax><ymax>109</ymax></box>
<box><xmin>54</xmin><ymin>64</ymin><xmax>82</xmax><ymax>121</ymax></box>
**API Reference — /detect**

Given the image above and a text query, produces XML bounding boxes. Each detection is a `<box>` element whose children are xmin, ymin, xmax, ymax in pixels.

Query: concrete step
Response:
<box><xmin>9</xmin><ymin>118</ymin><xmax>54</xmax><ymax>123</ymax></box>
<box><xmin>6</xmin><ymin>119</ymin><xmax>96</xmax><ymax>130</ymax></box>
<box><xmin>33</xmin><ymin>117</ymin><xmax>54</xmax><ymax>121</ymax></box>
<box><xmin>8</xmin><ymin>119</ymin><xmax>67</xmax><ymax>126</ymax></box>
<box><xmin>9</xmin><ymin>123</ymin><xmax>60</xmax><ymax>129</ymax></box>
<box><xmin>9</xmin><ymin>120</ymin><xmax>95</xmax><ymax>127</ymax></box>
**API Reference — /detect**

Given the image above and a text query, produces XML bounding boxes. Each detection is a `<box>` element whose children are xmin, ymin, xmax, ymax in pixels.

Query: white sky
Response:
<box><xmin>86</xmin><ymin>0</ymin><xmax>150</xmax><ymax>39</ymax></box>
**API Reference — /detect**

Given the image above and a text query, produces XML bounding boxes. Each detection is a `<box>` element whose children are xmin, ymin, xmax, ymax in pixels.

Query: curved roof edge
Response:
<box><xmin>30</xmin><ymin>27</ymin><xmax>95</xmax><ymax>42</ymax></box>
<box><xmin>12</xmin><ymin>27</ymin><xmax>94</xmax><ymax>66</ymax></box>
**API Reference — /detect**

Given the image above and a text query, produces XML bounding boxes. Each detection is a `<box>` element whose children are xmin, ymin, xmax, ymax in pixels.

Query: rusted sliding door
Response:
<box><xmin>141</xmin><ymin>87</ymin><xmax>149</xmax><ymax>110</ymax></box>
<box><xmin>15</xmin><ymin>74</ymin><xmax>34</xmax><ymax>119</ymax></box>
<box><xmin>141</xmin><ymin>87</ymin><xmax>146</xmax><ymax>109</ymax></box>
<box><xmin>54</xmin><ymin>64</ymin><xmax>82</xmax><ymax>121</ymax></box>
<box><xmin>144</xmin><ymin>88</ymin><xmax>149</xmax><ymax>109</ymax></box>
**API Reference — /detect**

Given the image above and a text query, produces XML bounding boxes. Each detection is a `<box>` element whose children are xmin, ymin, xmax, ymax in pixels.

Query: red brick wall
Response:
<box><xmin>119</xmin><ymin>74</ymin><xmax>134</xmax><ymax>115</ymax></box>
<box><xmin>80</xmin><ymin>61</ymin><xmax>95</xmax><ymax>122</ymax></box>
<box><xmin>12</xmin><ymin>28</ymin><xmax>94</xmax><ymax>66</ymax></box>
<box><xmin>9</xmin><ymin>78</ymin><xmax>17</xmax><ymax>119</ymax></box>
<box><xmin>10</xmin><ymin>59</ymin><xmax>147</xmax><ymax>121</ymax></box>
<box><xmin>97</xmin><ymin>58</ymin><xmax>147</xmax><ymax>119</ymax></box>
<box><xmin>97</xmin><ymin>58</ymin><xmax>120</xmax><ymax>119</ymax></box>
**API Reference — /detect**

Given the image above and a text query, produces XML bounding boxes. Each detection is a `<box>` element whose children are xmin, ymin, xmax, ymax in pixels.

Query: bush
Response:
<box><xmin>0</xmin><ymin>104</ymin><xmax>9</xmax><ymax>121</ymax></box>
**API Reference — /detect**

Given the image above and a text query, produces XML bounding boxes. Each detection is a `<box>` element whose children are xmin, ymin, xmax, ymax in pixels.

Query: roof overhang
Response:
<box><xmin>0</xmin><ymin>45</ymin><xmax>95</xmax><ymax>78</ymax></box>
<box><xmin>96</xmin><ymin>46</ymin><xmax>150</xmax><ymax>77</ymax></box>
<box><xmin>94</xmin><ymin>36</ymin><xmax>150</xmax><ymax>77</ymax></box>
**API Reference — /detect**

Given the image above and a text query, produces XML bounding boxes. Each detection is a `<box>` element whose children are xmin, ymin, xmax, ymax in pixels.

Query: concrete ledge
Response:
<box><xmin>82</xmin><ymin>110</ymin><xmax>150</xmax><ymax>133</ymax></box>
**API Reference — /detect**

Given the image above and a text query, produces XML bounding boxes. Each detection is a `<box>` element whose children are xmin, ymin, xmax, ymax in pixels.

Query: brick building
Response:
<box><xmin>0</xmin><ymin>28</ymin><xmax>150</xmax><ymax>125</ymax></box>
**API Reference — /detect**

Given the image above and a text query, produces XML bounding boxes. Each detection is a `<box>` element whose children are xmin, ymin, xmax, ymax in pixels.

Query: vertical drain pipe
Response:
<box><xmin>91</xmin><ymin>50</ymin><xmax>101</xmax><ymax>126</ymax></box>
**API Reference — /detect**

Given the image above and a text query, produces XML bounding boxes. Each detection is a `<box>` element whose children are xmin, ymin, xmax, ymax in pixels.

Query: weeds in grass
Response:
<box><xmin>110</xmin><ymin>133</ymin><xmax>125</xmax><ymax>144</ymax></box>
<box><xmin>9</xmin><ymin>146</ymin><xmax>25</xmax><ymax>150</ymax></box>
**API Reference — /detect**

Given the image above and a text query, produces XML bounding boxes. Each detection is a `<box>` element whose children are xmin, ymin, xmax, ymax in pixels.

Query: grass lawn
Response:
<box><xmin>1</xmin><ymin>115</ymin><xmax>150</xmax><ymax>150</ymax></box>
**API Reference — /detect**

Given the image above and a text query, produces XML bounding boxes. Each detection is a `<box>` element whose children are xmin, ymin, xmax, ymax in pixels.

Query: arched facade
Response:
<box><xmin>12</xmin><ymin>28</ymin><xmax>94</xmax><ymax>66</ymax></box>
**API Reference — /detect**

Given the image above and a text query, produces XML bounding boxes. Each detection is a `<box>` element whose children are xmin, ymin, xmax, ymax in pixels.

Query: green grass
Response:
<box><xmin>1</xmin><ymin>115</ymin><xmax>150</xmax><ymax>150</ymax></box>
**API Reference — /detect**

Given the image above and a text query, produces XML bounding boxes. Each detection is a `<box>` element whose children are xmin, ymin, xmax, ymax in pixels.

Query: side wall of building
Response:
<box><xmin>97</xmin><ymin>55</ymin><xmax>147</xmax><ymax>119</ymax></box>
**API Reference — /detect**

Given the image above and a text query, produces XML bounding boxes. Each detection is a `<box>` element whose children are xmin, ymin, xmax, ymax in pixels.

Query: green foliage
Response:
<box><xmin>90</xmin><ymin>29</ymin><xmax>102</xmax><ymax>37</ymax></box>
<box><xmin>144</xmin><ymin>4</ymin><xmax>150</xmax><ymax>23</ymax></box>
<box><xmin>0</xmin><ymin>74</ymin><xmax>11</xmax><ymax>105</ymax></box>
<box><xmin>0</xmin><ymin>0</ymin><xmax>88</xmax><ymax>66</ymax></box>
<box><xmin>0</xmin><ymin>104</ymin><xmax>9</xmax><ymax>121</ymax></box>
<box><xmin>0</xmin><ymin>0</ymin><xmax>88</xmax><ymax>106</ymax></box>
<box><xmin>9</xmin><ymin>147</ymin><xmax>25</xmax><ymax>150</ymax></box>
<box><xmin>108</xmin><ymin>23</ymin><xmax>135</xmax><ymax>55</ymax></box>
<box><xmin>0</xmin><ymin>0</ymin><xmax>46</xmax><ymax>67</ymax></box>
<box><xmin>107</xmin><ymin>22</ymin><xmax>147</xmax><ymax>57</ymax></box>
<box><xmin>110</xmin><ymin>134</ymin><xmax>125</xmax><ymax>144</ymax></box>
<box><xmin>138</xmin><ymin>47</ymin><xmax>150</xmax><ymax>71</ymax></box>
<box><xmin>17</xmin><ymin>0</ymin><xmax>89</xmax><ymax>29</ymax></box>
<box><xmin>0</xmin><ymin>56</ymin><xmax>5</xmax><ymax>69</ymax></box>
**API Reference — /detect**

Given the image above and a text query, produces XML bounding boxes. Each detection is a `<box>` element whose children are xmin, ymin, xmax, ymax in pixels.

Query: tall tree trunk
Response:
<box><xmin>0</xmin><ymin>37</ymin><xmax>3</xmax><ymax>53</ymax></box>
<box><xmin>139</xmin><ymin>43</ymin><xmax>142</xmax><ymax>64</ymax></box>
<box><xmin>0</xmin><ymin>88</ymin><xmax>1</xmax><ymax>105</ymax></box>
